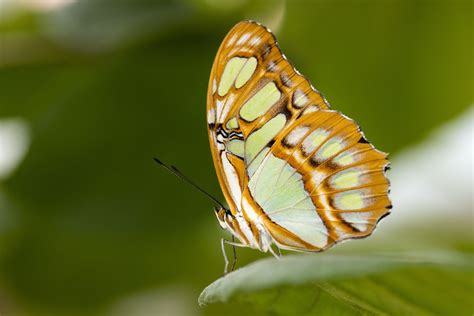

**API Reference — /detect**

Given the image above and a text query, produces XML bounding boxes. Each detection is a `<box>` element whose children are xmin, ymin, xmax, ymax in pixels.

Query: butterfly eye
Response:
<box><xmin>214</xmin><ymin>207</ymin><xmax>227</xmax><ymax>229</ymax></box>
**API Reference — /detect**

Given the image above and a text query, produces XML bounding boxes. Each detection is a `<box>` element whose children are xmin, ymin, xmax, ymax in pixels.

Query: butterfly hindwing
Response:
<box><xmin>250</xmin><ymin>111</ymin><xmax>391</xmax><ymax>251</ymax></box>
<box><xmin>207</xmin><ymin>21</ymin><xmax>391</xmax><ymax>252</ymax></box>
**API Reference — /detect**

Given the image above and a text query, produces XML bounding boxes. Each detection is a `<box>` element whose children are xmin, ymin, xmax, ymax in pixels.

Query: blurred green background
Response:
<box><xmin>0</xmin><ymin>0</ymin><xmax>472</xmax><ymax>315</ymax></box>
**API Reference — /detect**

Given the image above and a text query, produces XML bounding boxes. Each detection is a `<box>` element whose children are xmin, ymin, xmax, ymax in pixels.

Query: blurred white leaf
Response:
<box><xmin>19</xmin><ymin>0</ymin><xmax>76</xmax><ymax>12</ymax></box>
<box><xmin>43</xmin><ymin>0</ymin><xmax>192</xmax><ymax>53</ymax></box>
<box><xmin>386</xmin><ymin>106</ymin><xmax>473</xmax><ymax>228</ymax></box>
<box><xmin>0</xmin><ymin>118</ymin><xmax>30</xmax><ymax>180</ymax></box>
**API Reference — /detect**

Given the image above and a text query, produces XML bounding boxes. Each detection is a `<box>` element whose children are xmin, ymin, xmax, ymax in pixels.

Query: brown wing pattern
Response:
<box><xmin>262</xmin><ymin>111</ymin><xmax>391</xmax><ymax>251</ymax></box>
<box><xmin>207</xmin><ymin>20</ymin><xmax>391</xmax><ymax>252</ymax></box>
<box><xmin>207</xmin><ymin>21</ymin><xmax>330</xmax><ymax>214</ymax></box>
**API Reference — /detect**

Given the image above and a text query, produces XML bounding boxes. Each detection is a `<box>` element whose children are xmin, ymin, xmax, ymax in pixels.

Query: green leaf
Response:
<box><xmin>199</xmin><ymin>251</ymin><xmax>473</xmax><ymax>315</ymax></box>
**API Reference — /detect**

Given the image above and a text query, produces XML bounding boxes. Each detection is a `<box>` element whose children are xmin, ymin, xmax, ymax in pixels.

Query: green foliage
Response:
<box><xmin>0</xmin><ymin>0</ymin><xmax>472</xmax><ymax>315</ymax></box>
<box><xmin>200</xmin><ymin>252</ymin><xmax>473</xmax><ymax>315</ymax></box>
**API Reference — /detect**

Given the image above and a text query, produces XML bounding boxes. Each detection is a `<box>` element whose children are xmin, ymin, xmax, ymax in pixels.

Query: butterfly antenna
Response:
<box><xmin>153</xmin><ymin>158</ymin><xmax>226</xmax><ymax>209</ymax></box>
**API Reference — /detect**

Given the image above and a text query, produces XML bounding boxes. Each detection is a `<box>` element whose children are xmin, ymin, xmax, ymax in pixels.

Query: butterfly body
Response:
<box><xmin>208</xmin><ymin>21</ymin><xmax>391</xmax><ymax>255</ymax></box>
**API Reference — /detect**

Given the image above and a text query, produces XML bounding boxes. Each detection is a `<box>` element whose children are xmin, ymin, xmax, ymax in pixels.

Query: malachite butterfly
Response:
<box><xmin>207</xmin><ymin>21</ymin><xmax>391</xmax><ymax>270</ymax></box>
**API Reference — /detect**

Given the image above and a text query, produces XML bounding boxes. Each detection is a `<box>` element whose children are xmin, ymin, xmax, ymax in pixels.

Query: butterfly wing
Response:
<box><xmin>207</xmin><ymin>21</ymin><xmax>329</xmax><ymax>212</ymax></box>
<box><xmin>207</xmin><ymin>21</ymin><xmax>391</xmax><ymax>251</ymax></box>
<box><xmin>245</xmin><ymin>111</ymin><xmax>391</xmax><ymax>251</ymax></box>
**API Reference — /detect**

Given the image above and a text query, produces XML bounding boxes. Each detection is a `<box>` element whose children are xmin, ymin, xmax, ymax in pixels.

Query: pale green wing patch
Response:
<box><xmin>235</xmin><ymin>57</ymin><xmax>258</xmax><ymax>89</ymax></box>
<box><xmin>240</xmin><ymin>82</ymin><xmax>281</xmax><ymax>122</ymax></box>
<box><xmin>248</xmin><ymin>153</ymin><xmax>328</xmax><ymax>248</ymax></box>
<box><xmin>226</xmin><ymin>139</ymin><xmax>245</xmax><ymax>158</ymax></box>
<box><xmin>226</xmin><ymin>117</ymin><xmax>239</xmax><ymax>130</ymax></box>
<box><xmin>245</xmin><ymin>113</ymin><xmax>286</xmax><ymax>164</ymax></box>
<box><xmin>218</xmin><ymin>57</ymin><xmax>247</xmax><ymax>96</ymax></box>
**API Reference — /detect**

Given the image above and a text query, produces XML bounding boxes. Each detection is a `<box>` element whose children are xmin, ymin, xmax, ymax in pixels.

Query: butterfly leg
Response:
<box><xmin>230</xmin><ymin>235</ymin><xmax>237</xmax><ymax>272</ymax></box>
<box><xmin>220</xmin><ymin>238</ymin><xmax>230</xmax><ymax>274</ymax></box>
<box><xmin>221</xmin><ymin>237</ymin><xmax>248</xmax><ymax>274</ymax></box>
<box><xmin>268</xmin><ymin>244</ymin><xmax>282</xmax><ymax>260</ymax></box>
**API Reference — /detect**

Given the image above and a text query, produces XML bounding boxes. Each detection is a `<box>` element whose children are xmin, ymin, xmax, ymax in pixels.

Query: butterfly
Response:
<box><xmin>207</xmin><ymin>21</ymin><xmax>391</xmax><ymax>272</ymax></box>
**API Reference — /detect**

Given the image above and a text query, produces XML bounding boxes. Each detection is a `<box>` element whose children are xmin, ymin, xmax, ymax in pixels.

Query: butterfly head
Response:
<box><xmin>214</xmin><ymin>206</ymin><xmax>232</xmax><ymax>230</ymax></box>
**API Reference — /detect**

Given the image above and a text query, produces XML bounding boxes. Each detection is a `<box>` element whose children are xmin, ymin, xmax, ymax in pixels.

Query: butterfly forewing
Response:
<box><xmin>207</xmin><ymin>21</ymin><xmax>329</xmax><ymax>213</ymax></box>
<box><xmin>207</xmin><ymin>21</ymin><xmax>391</xmax><ymax>252</ymax></box>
